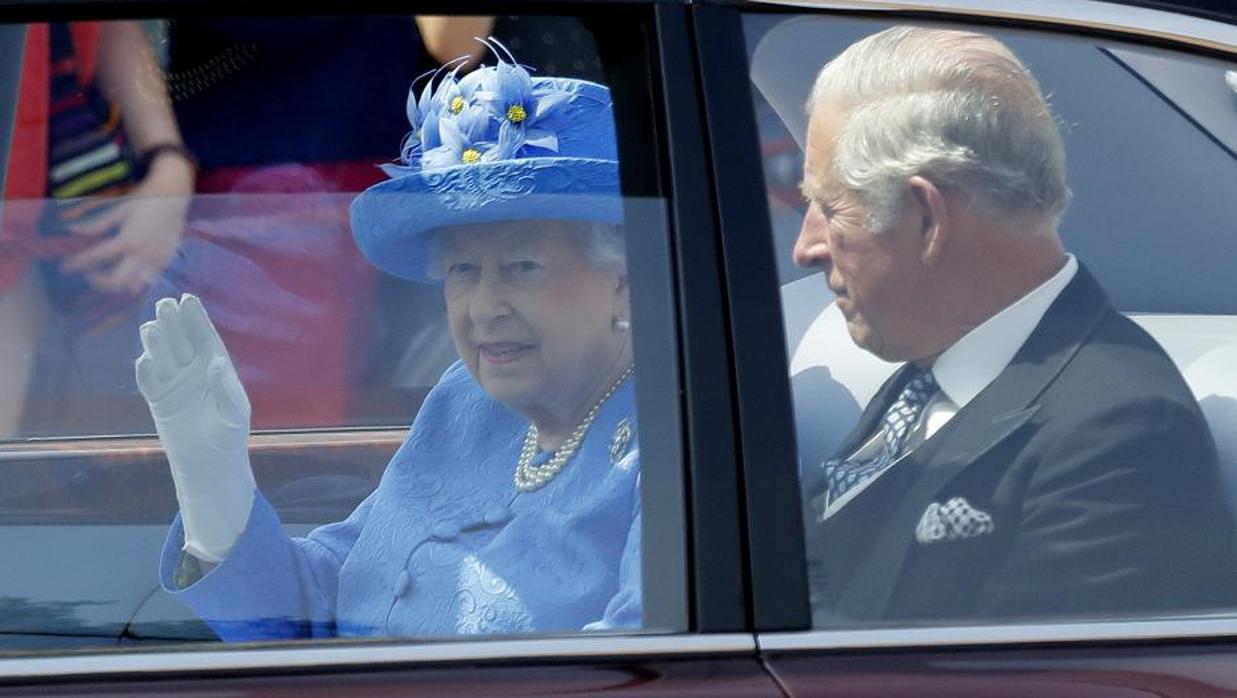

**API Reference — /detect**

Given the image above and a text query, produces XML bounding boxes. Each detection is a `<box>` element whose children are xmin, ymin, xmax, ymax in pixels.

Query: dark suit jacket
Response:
<box><xmin>805</xmin><ymin>266</ymin><xmax>1237</xmax><ymax>624</ymax></box>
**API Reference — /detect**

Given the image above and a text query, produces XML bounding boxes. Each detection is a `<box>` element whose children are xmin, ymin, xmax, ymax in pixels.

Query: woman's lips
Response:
<box><xmin>479</xmin><ymin>342</ymin><xmax>535</xmax><ymax>364</ymax></box>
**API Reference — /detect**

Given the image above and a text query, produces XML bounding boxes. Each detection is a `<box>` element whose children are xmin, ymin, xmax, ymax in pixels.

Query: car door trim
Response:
<box><xmin>690</xmin><ymin>3</ymin><xmax>811</xmax><ymax>633</ymax></box>
<box><xmin>0</xmin><ymin>633</ymin><xmax>757</xmax><ymax>681</ymax></box>
<box><xmin>744</xmin><ymin>0</ymin><xmax>1237</xmax><ymax>54</ymax></box>
<box><xmin>654</xmin><ymin>2</ymin><xmax>753</xmax><ymax>633</ymax></box>
<box><xmin>758</xmin><ymin>617</ymin><xmax>1237</xmax><ymax>651</ymax></box>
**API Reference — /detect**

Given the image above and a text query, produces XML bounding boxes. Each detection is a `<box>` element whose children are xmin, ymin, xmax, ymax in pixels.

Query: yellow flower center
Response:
<box><xmin>450</xmin><ymin>96</ymin><xmax>465</xmax><ymax>114</ymax></box>
<box><xmin>461</xmin><ymin>148</ymin><xmax>481</xmax><ymax>164</ymax></box>
<box><xmin>506</xmin><ymin>104</ymin><xmax>527</xmax><ymax>123</ymax></box>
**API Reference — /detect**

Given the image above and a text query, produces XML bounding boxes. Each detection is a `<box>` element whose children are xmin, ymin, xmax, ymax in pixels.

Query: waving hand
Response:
<box><xmin>137</xmin><ymin>294</ymin><xmax>256</xmax><ymax>563</ymax></box>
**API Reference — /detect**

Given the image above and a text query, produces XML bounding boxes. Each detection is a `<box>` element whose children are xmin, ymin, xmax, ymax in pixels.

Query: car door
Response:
<box><xmin>698</xmin><ymin>0</ymin><xmax>1237</xmax><ymax>693</ymax></box>
<box><xmin>0</xmin><ymin>2</ymin><xmax>783</xmax><ymax>694</ymax></box>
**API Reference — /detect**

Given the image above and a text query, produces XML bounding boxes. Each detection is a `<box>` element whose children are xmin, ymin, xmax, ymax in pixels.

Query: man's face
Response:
<box><xmin>794</xmin><ymin>104</ymin><xmax>932</xmax><ymax>362</ymax></box>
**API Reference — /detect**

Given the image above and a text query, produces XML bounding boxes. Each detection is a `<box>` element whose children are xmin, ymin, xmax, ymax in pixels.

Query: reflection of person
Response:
<box><xmin>59</xmin><ymin>21</ymin><xmax>194</xmax><ymax>297</ymax></box>
<box><xmin>1</xmin><ymin>22</ymin><xmax>193</xmax><ymax>299</ymax></box>
<box><xmin>795</xmin><ymin>27</ymin><xmax>1237</xmax><ymax>623</ymax></box>
<box><xmin>0</xmin><ymin>21</ymin><xmax>191</xmax><ymax>438</ymax></box>
<box><xmin>138</xmin><ymin>47</ymin><xmax>641</xmax><ymax>639</ymax></box>
<box><xmin>154</xmin><ymin>17</ymin><xmax>421</xmax><ymax>428</ymax></box>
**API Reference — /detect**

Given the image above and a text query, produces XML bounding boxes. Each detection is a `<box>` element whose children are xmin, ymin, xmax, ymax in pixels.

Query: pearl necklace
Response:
<box><xmin>514</xmin><ymin>364</ymin><xmax>634</xmax><ymax>492</ymax></box>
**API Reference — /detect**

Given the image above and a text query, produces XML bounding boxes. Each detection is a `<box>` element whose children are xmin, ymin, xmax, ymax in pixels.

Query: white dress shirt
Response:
<box><xmin>916</xmin><ymin>254</ymin><xmax>1077</xmax><ymax>444</ymax></box>
<box><xmin>821</xmin><ymin>255</ymin><xmax>1078</xmax><ymax>518</ymax></box>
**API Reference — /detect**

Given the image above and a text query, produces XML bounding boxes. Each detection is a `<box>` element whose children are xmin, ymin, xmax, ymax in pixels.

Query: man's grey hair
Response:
<box><xmin>808</xmin><ymin>26</ymin><xmax>1070</xmax><ymax>231</ymax></box>
<box><xmin>429</xmin><ymin>221</ymin><xmax>625</xmax><ymax>279</ymax></box>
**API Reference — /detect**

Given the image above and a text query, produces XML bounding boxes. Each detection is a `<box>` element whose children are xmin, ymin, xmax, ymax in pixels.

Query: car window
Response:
<box><xmin>0</xmin><ymin>11</ymin><xmax>686</xmax><ymax>654</ymax></box>
<box><xmin>744</xmin><ymin>13</ymin><xmax>1237</xmax><ymax>627</ymax></box>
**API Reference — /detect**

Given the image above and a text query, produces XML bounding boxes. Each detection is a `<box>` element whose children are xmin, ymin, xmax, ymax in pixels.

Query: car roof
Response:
<box><xmin>1123</xmin><ymin>0</ymin><xmax>1235</xmax><ymax>24</ymax></box>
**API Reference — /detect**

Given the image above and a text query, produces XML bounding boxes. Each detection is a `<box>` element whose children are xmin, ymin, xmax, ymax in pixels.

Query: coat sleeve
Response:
<box><xmin>584</xmin><ymin>455</ymin><xmax>643</xmax><ymax>631</ymax></box>
<box><xmin>584</xmin><ymin>509</ymin><xmax>643</xmax><ymax>631</ymax></box>
<box><xmin>160</xmin><ymin>488</ymin><xmax>378</xmax><ymax>641</ymax></box>
<box><xmin>976</xmin><ymin>397</ymin><xmax>1237</xmax><ymax>618</ymax></box>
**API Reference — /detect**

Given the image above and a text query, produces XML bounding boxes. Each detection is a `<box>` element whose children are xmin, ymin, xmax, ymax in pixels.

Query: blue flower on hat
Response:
<box><xmin>471</xmin><ymin>40</ymin><xmax>572</xmax><ymax>156</ymax></box>
<box><xmin>422</xmin><ymin>102</ymin><xmax>505</xmax><ymax>169</ymax></box>
<box><xmin>437</xmin><ymin>66</ymin><xmax>486</xmax><ymax>125</ymax></box>
<box><xmin>387</xmin><ymin>62</ymin><xmax>466</xmax><ymax>177</ymax></box>
<box><xmin>351</xmin><ymin>38</ymin><xmax>621</xmax><ymax>283</ymax></box>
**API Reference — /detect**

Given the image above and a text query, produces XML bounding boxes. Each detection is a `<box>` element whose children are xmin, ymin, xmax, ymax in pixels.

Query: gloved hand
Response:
<box><xmin>136</xmin><ymin>294</ymin><xmax>255</xmax><ymax>563</ymax></box>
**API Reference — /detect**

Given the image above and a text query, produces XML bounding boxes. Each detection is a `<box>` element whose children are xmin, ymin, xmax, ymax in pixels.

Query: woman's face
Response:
<box><xmin>439</xmin><ymin>221</ymin><xmax>630</xmax><ymax>429</ymax></box>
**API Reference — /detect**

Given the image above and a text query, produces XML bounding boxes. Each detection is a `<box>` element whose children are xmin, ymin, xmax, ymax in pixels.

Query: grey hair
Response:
<box><xmin>577</xmin><ymin>221</ymin><xmax>627</xmax><ymax>272</ymax></box>
<box><xmin>807</xmin><ymin>26</ymin><xmax>1070</xmax><ymax>231</ymax></box>
<box><xmin>428</xmin><ymin>220</ymin><xmax>626</xmax><ymax>279</ymax></box>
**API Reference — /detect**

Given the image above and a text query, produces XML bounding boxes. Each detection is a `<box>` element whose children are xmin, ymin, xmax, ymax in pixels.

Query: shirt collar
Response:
<box><xmin>931</xmin><ymin>254</ymin><xmax>1078</xmax><ymax>409</ymax></box>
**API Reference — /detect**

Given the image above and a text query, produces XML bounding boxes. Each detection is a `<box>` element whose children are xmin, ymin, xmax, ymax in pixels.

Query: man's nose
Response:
<box><xmin>792</xmin><ymin>207</ymin><xmax>830</xmax><ymax>268</ymax></box>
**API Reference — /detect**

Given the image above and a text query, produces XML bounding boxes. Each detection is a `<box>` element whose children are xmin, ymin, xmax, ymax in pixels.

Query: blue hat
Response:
<box><xmin>350</xmin><ymin>42</ymin><xmax>621</xmax><ymax>282</ymax></box>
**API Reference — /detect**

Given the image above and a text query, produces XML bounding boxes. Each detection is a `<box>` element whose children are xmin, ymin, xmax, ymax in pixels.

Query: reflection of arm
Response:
<box><xmin>96</xmin><ymin>22</ymin><xmax>194</xmax><ymax>189</ymax></box>
<box><xmin>978</xmin><ymin>399</ymin><xmax>1237</xmax><ymax>618</ymax></box>
<box><xmin>161</xmin><ymin>491</ymin><xmax>378</xmax><ymax>642</ymax></box>
<box><xmin>415</xmin><ymin>16</ymin><xmax>495</xmax><ymax>66</ymax></box>
<box><xmin>96</xmin><ymin>22</ymin><xmax>183</xmax><ymax>153</ymax></box>
<box><xmin>70</xmin><ymin>22</ymin><xmax>192</xmax><ymax>294</ymax></box>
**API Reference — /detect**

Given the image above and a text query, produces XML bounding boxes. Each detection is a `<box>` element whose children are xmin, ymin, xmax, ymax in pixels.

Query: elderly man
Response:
<box><xmin>796</xmin><ymin>26</ymin><xmax>1237</xmax><ymax>624</ymax></box>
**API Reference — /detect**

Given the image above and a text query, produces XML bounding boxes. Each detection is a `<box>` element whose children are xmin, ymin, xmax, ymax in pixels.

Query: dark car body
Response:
<box><xmin>0</xmin><ymin>0</ymin><xmax>1235</xmax><ymax>694</ymax></box>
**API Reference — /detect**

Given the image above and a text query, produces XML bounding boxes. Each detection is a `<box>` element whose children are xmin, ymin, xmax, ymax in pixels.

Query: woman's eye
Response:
<box><xmin>506</xmin><ymin>260</ymin><xmax>544</xmax><ymax>276</ymax></box>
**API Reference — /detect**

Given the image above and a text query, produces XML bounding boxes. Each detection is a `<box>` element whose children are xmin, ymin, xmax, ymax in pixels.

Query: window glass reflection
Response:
<box><xmin>0</xmin><ymin>14</ymin><xmax>680</xmax><ymax>652</ymax></box>
<box><xmin>747</xmin><ymin>15</ymin><xmax>1237</xmax><ymax>626</ymax></box>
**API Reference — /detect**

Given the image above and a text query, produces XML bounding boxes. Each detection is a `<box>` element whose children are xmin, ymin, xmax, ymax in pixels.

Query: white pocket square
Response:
<box><xmin>915</xmin><ymin>497</ymin><xmax>995</xmax><ymax>544</ymax></box>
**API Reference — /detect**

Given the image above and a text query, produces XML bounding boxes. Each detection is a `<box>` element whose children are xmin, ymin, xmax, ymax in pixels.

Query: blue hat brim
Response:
<box><xmin>350</xmin><ymin>157</ymin><xmax>621</xmax><ymax>283</ymax></box>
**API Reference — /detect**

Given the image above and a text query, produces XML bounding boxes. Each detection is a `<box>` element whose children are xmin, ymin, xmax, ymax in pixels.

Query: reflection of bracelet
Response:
<box><xmin>140</xmin><ymin>143</ymin><xmax>198</xmax><ymax>175</ymax></box>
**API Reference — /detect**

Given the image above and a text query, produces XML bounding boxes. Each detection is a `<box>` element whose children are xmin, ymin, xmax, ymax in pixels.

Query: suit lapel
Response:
<box><xmin>833</xmin><ymin>265</ymin><xmax>1114</xmax><ymax>620</ymax></box>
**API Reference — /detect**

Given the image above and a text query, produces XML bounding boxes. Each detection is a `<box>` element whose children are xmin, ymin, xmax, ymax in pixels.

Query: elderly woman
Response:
<box><xmin>135</xmin><ymin>47</ymin><xmax>641</xmax><ymax>640</ymax></box>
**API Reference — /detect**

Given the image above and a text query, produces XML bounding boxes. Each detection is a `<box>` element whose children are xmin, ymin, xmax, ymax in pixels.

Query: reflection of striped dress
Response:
<box><xmin>41</xmin><ymin>21</ymin><xmax>138</xmax><ymax>329</ymax></box>
<box><xmin>46</xmin><ymin>22</ymin><xmax>134</xmax><ymax>200</ymax></box>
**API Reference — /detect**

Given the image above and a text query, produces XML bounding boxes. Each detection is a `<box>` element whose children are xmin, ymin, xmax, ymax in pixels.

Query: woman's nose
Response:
<box><xmin>468</xmin><ymin>270</ymin><xmax>512</xmax><ymax>323</ymax></box>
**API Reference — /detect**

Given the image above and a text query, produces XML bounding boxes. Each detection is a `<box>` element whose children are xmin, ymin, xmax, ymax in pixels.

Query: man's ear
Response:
<box><xmin>906</xmin><ymin>176</ymin><xmax>949</xmax><ymax>265</ymax></box>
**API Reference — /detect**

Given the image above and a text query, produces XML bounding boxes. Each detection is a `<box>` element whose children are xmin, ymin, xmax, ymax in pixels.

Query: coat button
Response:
<box><xmin>483</xmin><ymin>505</ymin><xmax>511</xmax><ymax>526</ymax></box>
<box><xmin>432</xmin><ymin>522</ymin><xmax>462</xmax><ymax>540</ymax></box>
<box><xmin>394</xmin><ymin>570</ymin><xmax>412</xmax><ymax>597</ymax></box>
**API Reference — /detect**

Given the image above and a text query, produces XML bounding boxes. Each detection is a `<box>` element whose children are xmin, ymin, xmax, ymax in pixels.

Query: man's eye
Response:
<box><xmin>814</xmin><ymin>201</ymin><xmax>837</xmax><ymax>220</ymax></box>
<box><xmin>447</xmin><ymin>262</ymin><xmax>478</xmax><ymax>276</ymax></box>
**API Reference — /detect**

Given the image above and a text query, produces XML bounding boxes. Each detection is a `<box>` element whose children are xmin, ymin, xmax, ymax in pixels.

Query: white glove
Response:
<box><xmin>136</xmin><ymin>294</ymin><xmax>255</xmax><ymax>563</ymax></box>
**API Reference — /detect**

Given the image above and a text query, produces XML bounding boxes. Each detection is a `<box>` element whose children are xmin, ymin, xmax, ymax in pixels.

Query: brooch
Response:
<box><xmin>609</xmin><ymin>418</ymin><xmax>633</xmax><ymax>464</ymax></box>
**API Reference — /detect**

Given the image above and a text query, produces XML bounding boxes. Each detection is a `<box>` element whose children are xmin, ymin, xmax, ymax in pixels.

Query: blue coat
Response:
<box><xmin>159</xmin><ymin>361</ymin><xmax>642</xmax><ymax>640</ymax></box>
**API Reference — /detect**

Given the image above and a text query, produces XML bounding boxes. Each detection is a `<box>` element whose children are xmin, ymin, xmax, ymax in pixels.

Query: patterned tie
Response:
<box><xmin>817</xmin><ymin>368</ymin><xmax>938</xmax><ymax>514</ymax></box>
